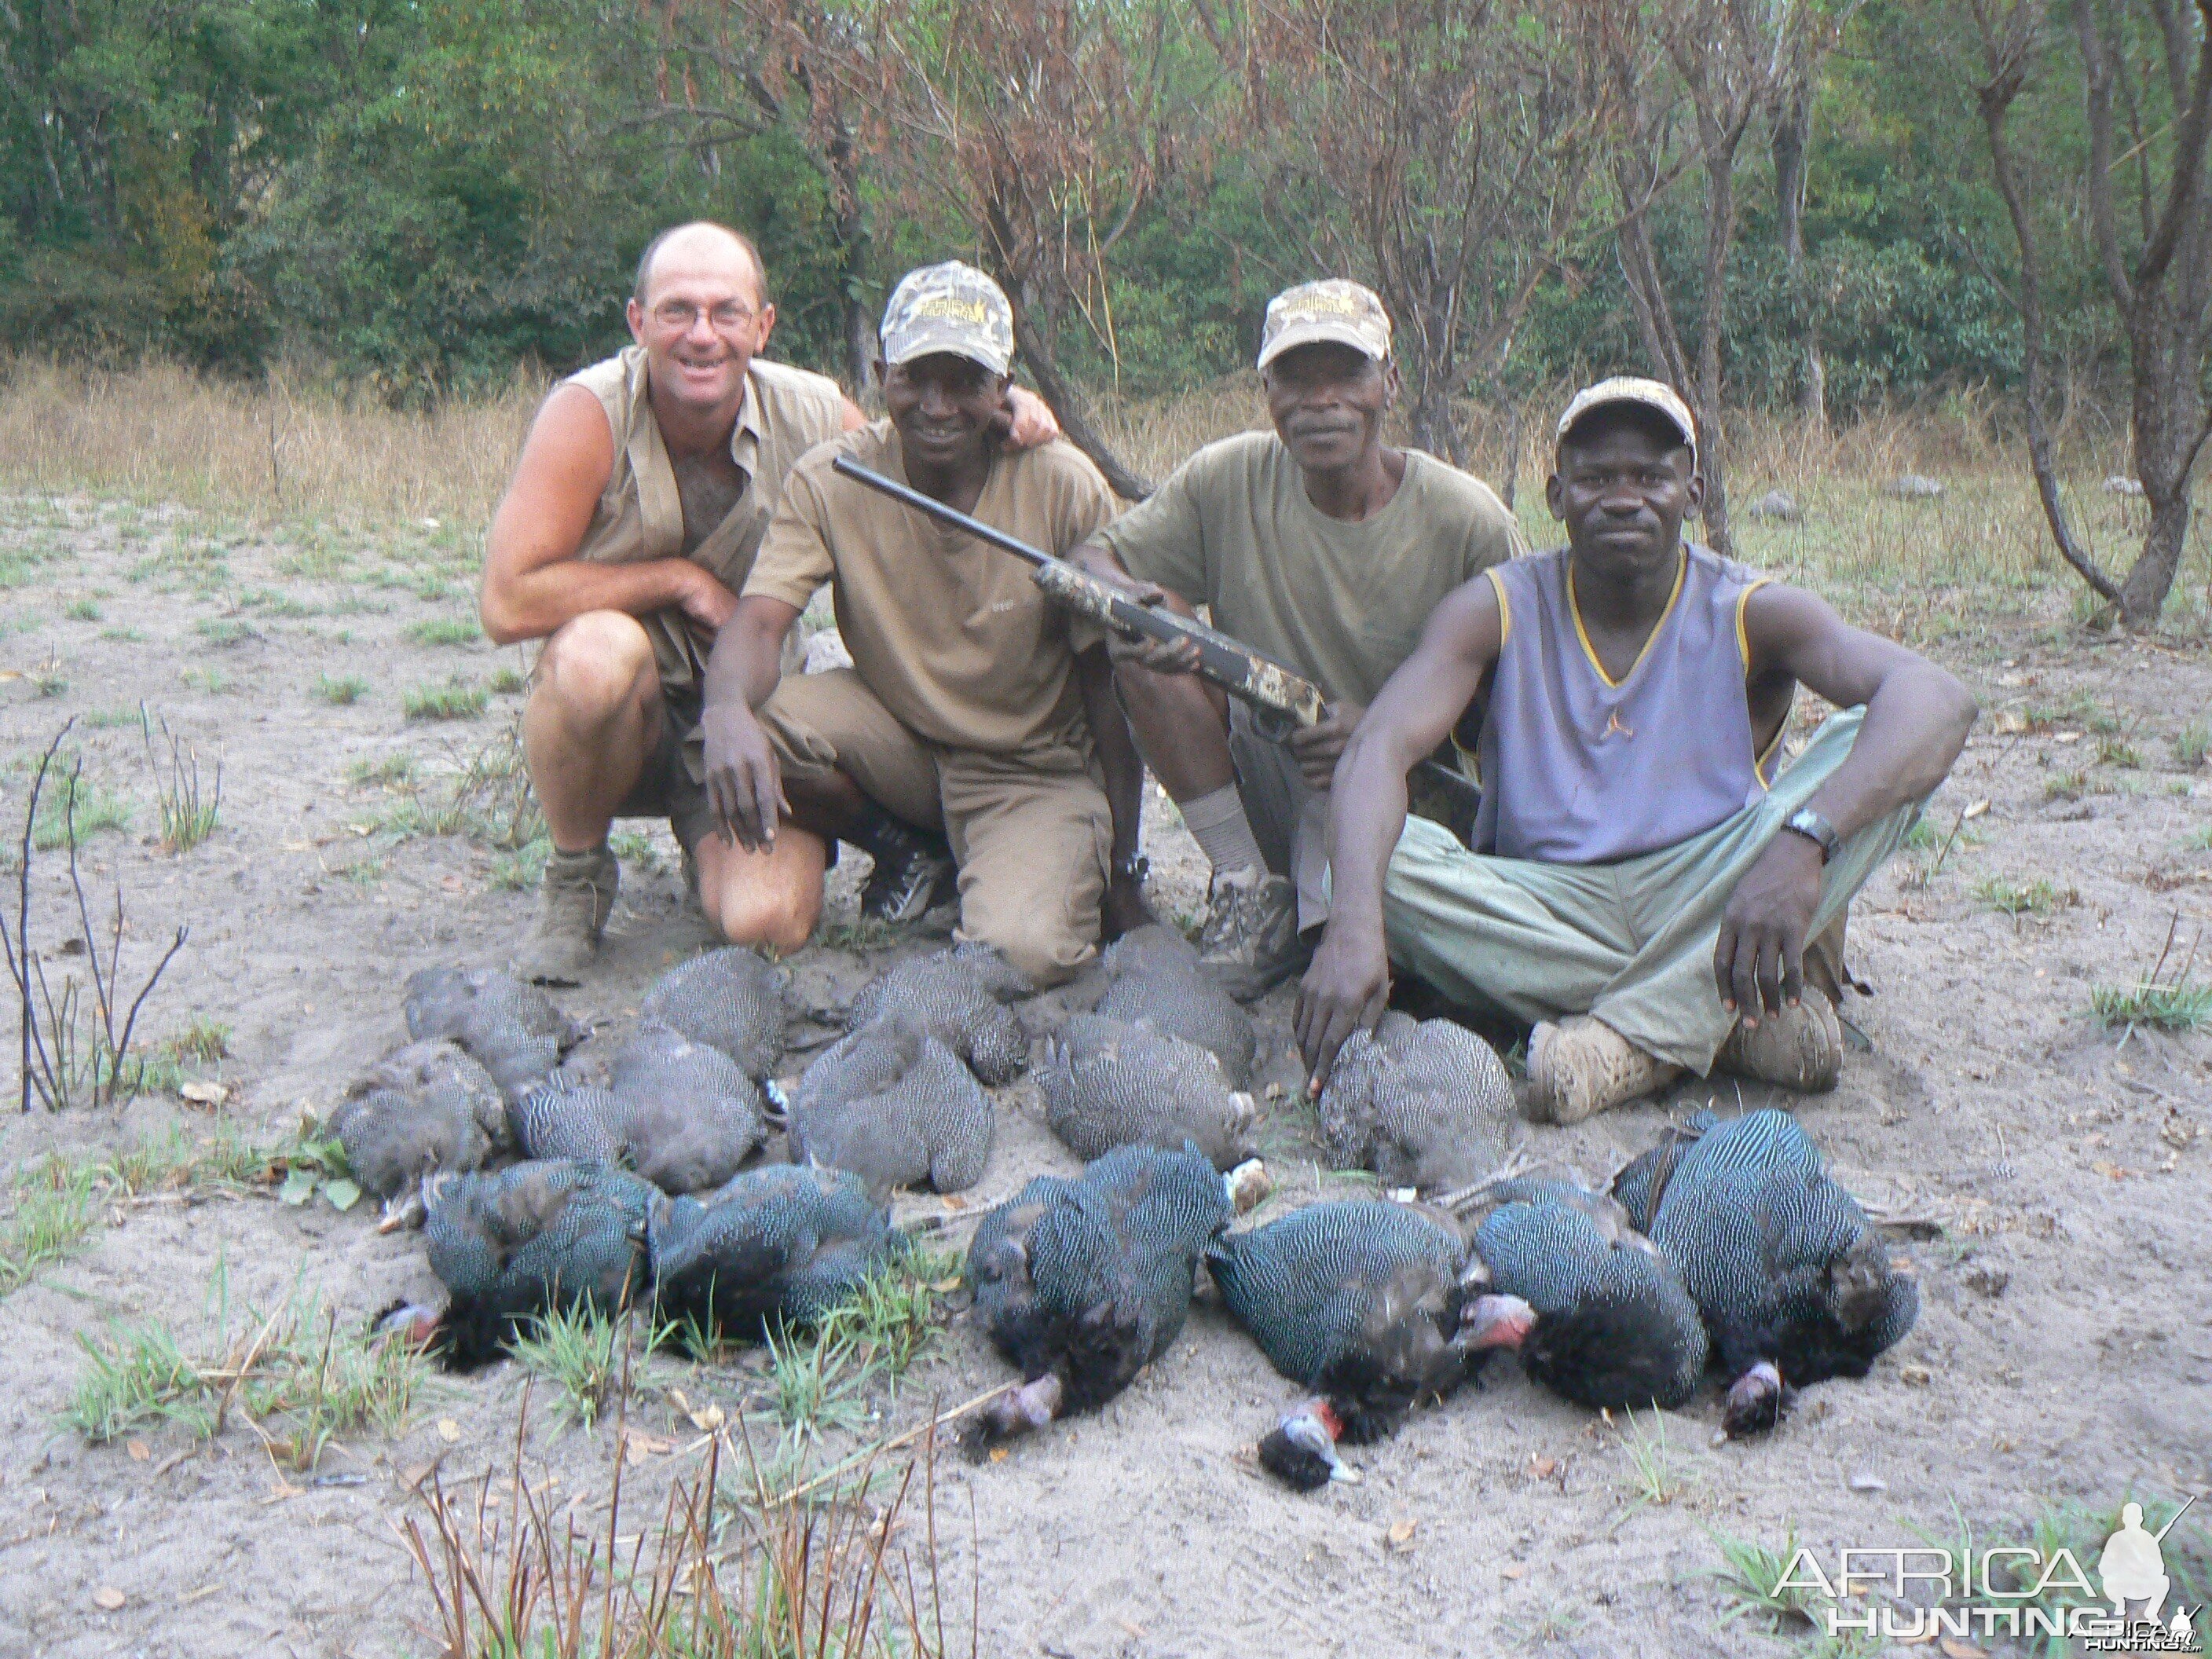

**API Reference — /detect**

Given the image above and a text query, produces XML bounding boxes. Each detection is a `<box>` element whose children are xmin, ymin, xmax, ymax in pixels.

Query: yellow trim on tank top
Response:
<box><xmin>1753</xmin><ymin>720</ymin><xmax>1785</xmax><ymax>788</ymax></box>
<box><xmin>1567</xmin><ymin>547</ymin><xmax>1686</xmax><ymax>690</ymax></box>
<box><xmin>1738</xmin><ymin>577</ymin><xmax>1777</xmax><ymax>782</ymax></box>
<box><xmin>1484</xmin><ymin>564</ymin><xmax>1511</xmax><ymax>648</ymax></box>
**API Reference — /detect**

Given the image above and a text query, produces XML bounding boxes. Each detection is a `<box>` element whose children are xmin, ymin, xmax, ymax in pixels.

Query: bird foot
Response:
<box><xmin>1722</xmin><ymin>1362</ymin><xmax>1786</xmax><ymax>1437</ymax></box>
<box><xmin>961</xmin><ymin>1374</ymin><xmax>1064</xmax><ymax>1460</ymax></box>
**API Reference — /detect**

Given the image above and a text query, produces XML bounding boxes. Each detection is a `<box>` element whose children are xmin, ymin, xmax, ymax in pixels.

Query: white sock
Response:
<box><xmin>1180</xmin><ymin>784</ymin><xmax>1266</xmax><ymax>877</ymax></box>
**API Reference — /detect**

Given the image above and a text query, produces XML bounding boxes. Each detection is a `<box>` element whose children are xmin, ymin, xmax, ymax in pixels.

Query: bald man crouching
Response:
<box><xmin>481</xmin><ymin>222</ymin><xmax>1057</xmax><ymax>981</ymax></box>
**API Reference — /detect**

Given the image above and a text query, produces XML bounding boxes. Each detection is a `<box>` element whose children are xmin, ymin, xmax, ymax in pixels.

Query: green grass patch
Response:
<box><xmin>346</xmin><ymin>751</ymin><xmax>419</xmax><ymax>789</ymax></box>
<box><xmin>2090</xmin><ymin>975</ymin><xmax>2212</xmax><ymax>1032</ymax></box>
<box><xmin>30</xmin><ymin>768</ymin><xmax>132</xmax><ymax>850</ymax></box>
<box><xmin>0</xmin><ymin>1158</ymin><xmax>102</xmax><ymax>1294</ymax></box>
<box><xmin>2094</xmin><ymin>735</ymin><xmax>2143</xmax><ymax>769</ymax></box>
<box><xmin>402</xmin><ymin>680</ymin><xmax>488</xmax><ymax>721</ymax></box>
<box><xmin>314</xmin><ymin>672</ymin><xmax>369</xmax><ymax>705</ymax></box>
<box><xmin>1970</xmin><ymin>877</ymin><xmax>2075</xmax><ymax>918</ymax></box>
<box><xmin>178</xmin><ymin>667</ymin><xmax>232</xmax><ymax>694</ymax></box>
<box><xmin>406</xmin><ymin>615</ymin><xmax>480</xmax><ymax>647</ymax></box>
<box><xmin>2042</xmin><ymin>768</ymin><xmax>2089</xmax><ymax>801</ymax></box>
<box><xmin>609</xmin><ymin>829</ymin><xmax>664</xmax><ymax>873</ymax></box>
<box><xmin>2177</xmin><ymin>719</ymin><xmax>2210</xmax><ymax>771</ymax></box>
<box><xmin>98</xmin><ymin>625</ymin><xmax>145</xmax><ymax>643</ymax></box>
<box><xmin>511</xmin><ymin>1302</ymin><xmax>624</xmax><ymax>1430</ymax></box>
<box><xmin>489</xmin><ymin>840</ymin><xmax>550</xmax><ymax>891</ymax></box>
<box><xmin>762</xmin><ymin>1324</ymin><xmax>873</xmax><ymax>1446</ymax></box>
<box><xmin>65</xmin><ymin>597</ymin><xmax>101</xmax><ymax>621</ymax></box>
<box><xmin>193</xmin><ymin>617</ymin><xmax>254</xmax><ymax>647</ymax></box>
<box><xmin>488</xmin><ymin>665</ymin><xmax>528</xmax><ymax>695</ymax></box>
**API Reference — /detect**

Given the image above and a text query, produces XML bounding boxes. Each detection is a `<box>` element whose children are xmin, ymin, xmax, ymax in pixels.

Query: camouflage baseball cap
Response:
<box><xmin>1256</xmin><ymin>279</ymin><xmax>1393</xmax><ymax>371</ymax></box>
<box><xmin>1555</xmin><ymin>376</ymin><xmax>1699</xmax><ymax>467</ymax></box>
<box><xmin>880</xmin><ymin>261</ymin><xmax>1016</xmax><ymax>377</ymax></box>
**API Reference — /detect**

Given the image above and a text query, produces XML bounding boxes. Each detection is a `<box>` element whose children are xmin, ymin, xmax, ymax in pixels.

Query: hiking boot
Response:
<box><xmin>859</xmin><ymin>822</ymin><xmax>957</xmax><ymax>925</ymax></box>
<box><xmin>1196</xmin><ymin>868</ymin><xmax>1307</xmax><ymax>1002</ymax></box>
<box><xmin>1527</xmin><ymin>1015</ymin><xmax>1685</xmax><ymax>1125</ymax></box>
<box><xmin>1714</xmin><ymin>987</ymin><xmax>1843</xmax><ymax>1093</ymax></box>
<box><xmin>516</xmin><ymin>844</ymin><xmax>619</xmax><ymax>985</ymax></box>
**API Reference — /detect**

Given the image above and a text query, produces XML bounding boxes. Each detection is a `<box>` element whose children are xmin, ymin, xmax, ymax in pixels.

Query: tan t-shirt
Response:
<box><xmin>565</xmin><ymin>346</ymin><xmax>846</xmax><ymax>695</ymax></box>
<box><xmin>1093</xmin><ymin>430</ymin><xmax>1527</xmax><ymax>706</ymax></box>
<box><xmin>745</xmin><ymin>423</ymin><xmax>1119</xmax><ymax>755</ymax></box>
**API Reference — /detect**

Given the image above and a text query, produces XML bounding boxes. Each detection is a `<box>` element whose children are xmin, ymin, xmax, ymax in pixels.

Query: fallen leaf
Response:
<box><xmin>1961</xmin><ymin>799</ymin><xmax>1990</xmax><ymax>820</ymax></box>
<box><xmin>2055</xmin><ymin>731</ymin><xmax>2081</xmax><ymax>745</ymax></box>
<box><xmin>1529</xmin><ymin>1456</ymin><xmax>1557</xmax><ymax>1478</ymax></box>
<box><xmin>179</xmin><ymin>1081</ymin><xmax>229</xmax><ymax>1107</ymax></box>
<box><xmin>440</xmin><ymin>875</ymin><xmax>465</xmax><ymax>893</ymax></box>
<box><xmin>1386</xmin><ymin>1520</ymin><xmax>1416</xmax><ymax>1551</ymax></box>
<box><xmin>324</xmin><ymin>1178</ymin><xmax>362</xmax><ymax>1212</ymax></box>
<box><xmin>988</xmin><ymin>1447</ymin><xmax>1009</xmax><ymax>1463</ymax></box>
<box><xmin>621</xmin><ymin>1429</ymin><xmax>675</xmax><ymax>1458</ymax></box>
<box><xmin>126</xmin><ymin>1440</ymin><xmax>150</xmax><ymax>1462</ymax></box>
<box><xmin>1939</xmin><ymin>1639</ymin><xmax>1987</xmax><ymax>1659</ymax></box>
<box><xmin>685</xmin><ymin>1403</ymin><xmax>725</xmax><ymax>1432</ymax></box>
<box><xmin>92</xmin><ymin>1587</ymin><xmax>125</xmax><ymax>1610</ymax></box>
<box><xmin>1501</xmin><ymin>1563</ymin><xmax>1524</xmax><ymax>1579</ymax></box>
<box><xmin>1263</xmin><ymin>1082</ymin><xmax>1287</xmax><ymax>1103</ymax></box>
<box><xmin>2092</xmin><ymin>1160</ymin><xmax>2130</xmax><ymax>1181</ymax></box>
<box><xmin>438</xmin><ymin>1419</ymin><xmax>462</xmax><ymax>1444</ymax></box>
<box><xmin>1899</xmin><ymin>1364</ymin><xmax>1932</xmax><ymax>1387</ymax></box>
<box><xmin>278</xmin><ymin>1169</ymin><xmax>317</xmax><ymax>1206</ymax></box>
<box><xmin>940</xmin><ymin>1194</ymin><xmax>966</xmax><ymax>1211</ymax></box>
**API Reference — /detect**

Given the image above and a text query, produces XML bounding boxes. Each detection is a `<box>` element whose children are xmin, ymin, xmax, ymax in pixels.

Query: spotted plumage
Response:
<box><xmin>331</xmin><ymin>1039</ymin><xmax>509</xmax><ymax>1198</ymax></box>
<box><xmin>405</xmin><ymin>965</ymin><xmax>587</xmax><ymax>1104</ymax></box>
<box><xmin>847</xmin><ymin>944</ymin><xmax>1032</xmax><ymax>1085</ymax></box>
<box><xmin>638</xmin><ymin>947</ymin><xmax>793</xmax><ymax>1079</ymax></box>
<box><xmin>649</xmin><ymin>1163</ymin><xmax>901</xmax><ymax>1336</ymax></box>
<box><xmin>1316</xmin><ymin>1013</ymin><xmax>1515</xmax><ymax>1193</ymax></box>
<box><xmin>786</xmin><ymin>1019</ymin><xmax>994</xmax><ymax>1194</ymax></box>
<box><xmin>1037</xmin><ymin>1013</ymin><xmax>1254</xmax><ymax>1170</ymax></box>
<box><xmin>1092</xmin><ymin>925</ymin><xmax>1258</xmax><ymax>1088</ymax></box>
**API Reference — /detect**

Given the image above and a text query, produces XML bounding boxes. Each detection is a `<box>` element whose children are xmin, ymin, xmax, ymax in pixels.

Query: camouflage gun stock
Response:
<box><xmin>830</xmin><ymin>455</ymin><xmax>1476</xmax><ymax>809</ymax></box>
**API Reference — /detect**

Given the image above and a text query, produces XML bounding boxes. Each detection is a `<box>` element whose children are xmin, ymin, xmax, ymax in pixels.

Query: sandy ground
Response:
<box><xmin>0</xmin><ymin>494</ymin><xmax>2205</xmax><ymax>1658</ymax></box>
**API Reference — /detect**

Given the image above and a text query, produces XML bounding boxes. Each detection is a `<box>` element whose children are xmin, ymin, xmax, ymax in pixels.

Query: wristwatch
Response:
<box><xmin>1111</xmin><ymin>851</ymin><xmax>1150</xmax><ymax>886</ymax></box>
<box><xmin>1781</xmin><ymin>807</ymin><xmax>1841</xmax><ymax>864</ymax></box>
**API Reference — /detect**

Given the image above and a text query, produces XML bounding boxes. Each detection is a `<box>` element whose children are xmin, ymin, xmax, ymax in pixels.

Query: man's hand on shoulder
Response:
<box><xmin>1001</xmin><ymin>386</ymin><xmax>1061</xmax><ymax>451</ymax></box>
<box><xmin>1713</xmin><ymin>830</ymin><xmax>1823</xmax><ymax>1023</ymax></box>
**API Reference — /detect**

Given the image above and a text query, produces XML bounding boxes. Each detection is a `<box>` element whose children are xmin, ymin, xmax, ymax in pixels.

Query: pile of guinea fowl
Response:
<box><xmin>336</xmin><ymin>937</ymin><xmax>1920</xmax><ymax>1488</ymax></box>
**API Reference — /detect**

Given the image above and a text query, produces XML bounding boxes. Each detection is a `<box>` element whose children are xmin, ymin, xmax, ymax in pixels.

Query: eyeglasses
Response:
<box><xmin>651</xmin><ymin>300</ymin><xmax>759</xmax><ymax>332</ymax></box>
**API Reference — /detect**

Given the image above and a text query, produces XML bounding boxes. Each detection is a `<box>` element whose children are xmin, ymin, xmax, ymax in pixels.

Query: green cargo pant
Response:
<box><xmin>1378</xmin><ymin>709</ymin><xmax>1916</xmax><ymax>1075</ymax></box>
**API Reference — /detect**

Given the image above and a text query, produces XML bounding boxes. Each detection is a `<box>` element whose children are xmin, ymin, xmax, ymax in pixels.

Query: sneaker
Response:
<box><xmin>1526</xmin><ymin>1015</ymin><xmax>1685</xmax><ymax>1124</ymax></box>
<box><xmin>1713</xmin><ymin>987</ymin><xmax>1843</xmax><ymax>1093</ymax></box>
<box><xmin>516</xmin><ymin>844</ymin><xmax>619</xmax><ymax>985</ymax></box>
<box><xmin>1196</xmin><ymin>867</ymin><xmax>1307</xmax><ymax>1002</ymax></box>
<box><xmin>859</xmin><ymin>823</ymin><xmax>957</xmax><ymax>925</ymax></box>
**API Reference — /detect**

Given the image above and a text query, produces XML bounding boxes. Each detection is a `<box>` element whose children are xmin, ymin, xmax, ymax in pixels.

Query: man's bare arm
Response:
<box><xmin>1715</xmin><ymin>586</ymin><xmax>1978</xmax><ymax>1021</ymax></box>
<box><xmin>699</xmin><ymin>595</ymin><xmax>804</xmax><ymax>851</ymax></box>
<box><xmin>1295</xmin><ymin>577</ymin><xmax>1503</xmax><ymax>1086</ymax></box>
<box><xmin>480</xmin><ymin>384</ymin><xmax>733</xmax><ymax>645</ymax></box>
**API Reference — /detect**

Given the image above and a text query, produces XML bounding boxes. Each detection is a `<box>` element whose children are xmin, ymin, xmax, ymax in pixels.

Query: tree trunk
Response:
<box><xmin>2120</xmin><ymin>489</ymin><xmax>2197</xmax><ymax>626</ymax></box>
<box><xmin>1407</xmin><ymin>372</ymin><xmax>1467</xmax><ymax>469</ymax></box>
<box><xmin>1771</xmin><ymin>78</ymin><xmax>1826</xmax><ymax>425</ymax></box>
<box><xmin>1693</xmin><ymin>143</ymin><xmax>1741</xmax><ymax>558</ymax></box>
<box><xmin>1005</xmin><ymin>291</ymin><xmax>1153</xmax><ymax>500</ymax></box>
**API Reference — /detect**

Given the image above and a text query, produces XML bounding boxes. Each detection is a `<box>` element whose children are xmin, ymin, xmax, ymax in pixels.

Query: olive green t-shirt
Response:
<box><xmin>1093</xmin><ymin>430</ymin><xmax>1526</xmax><ymax>705</ymax></box>
<box><xmin>744</xmin><ymin>422</ymin><xmax>1119</xmax><ymax>755</ymax></box>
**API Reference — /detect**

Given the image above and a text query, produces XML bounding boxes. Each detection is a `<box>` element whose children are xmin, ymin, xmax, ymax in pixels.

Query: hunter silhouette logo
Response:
<box><xmin>1773</xmin><ymin>1496</ymin><xmax>2202</xmax><ymax>1651</ymax></box>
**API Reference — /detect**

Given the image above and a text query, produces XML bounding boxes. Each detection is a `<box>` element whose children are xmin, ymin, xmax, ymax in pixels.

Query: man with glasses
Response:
<box><xmin>481</xmin><ymin>222</ymin><xmax>1057</xmax><ymax>981</ymax></box>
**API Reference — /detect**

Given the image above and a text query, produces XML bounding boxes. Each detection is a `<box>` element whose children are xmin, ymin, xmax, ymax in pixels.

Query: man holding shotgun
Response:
<box><xmin>1068</xmin><ymin>280</ymin><xmax>1527</xmax><ymax>998</ymax></box>
<box><xmin>698</xmin><ymin>262</ymin><xmax>1148</xmax><ymax>984</ymax></box>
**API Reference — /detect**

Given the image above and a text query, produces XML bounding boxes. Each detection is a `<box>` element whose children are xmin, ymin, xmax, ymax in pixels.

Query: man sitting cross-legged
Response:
<box><xmin>1069</xmin><ymin>280</ymin><xmax>1525</xmax><ymax>999</ymax></box>
<box><xmin>1296</xmin><ymin>377</ymin><xmax>1979</xmax><ymax>1122</ymax></box>
<box><xmin>698</xmin><ymin>262</ymin><xmax>1148</xmax><ymax>986</ymax></box>
<box><xmin>479</xmin><ymin>222</ymin><xmax>1057</xmax><ymax>980</ymax></box>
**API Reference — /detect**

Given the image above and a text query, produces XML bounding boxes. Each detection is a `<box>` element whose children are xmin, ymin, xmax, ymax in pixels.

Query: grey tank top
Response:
<box><xmin>1470</xmin><ymin>543</ymin><xmax>1778</xmax><ymax>864</ymax></box>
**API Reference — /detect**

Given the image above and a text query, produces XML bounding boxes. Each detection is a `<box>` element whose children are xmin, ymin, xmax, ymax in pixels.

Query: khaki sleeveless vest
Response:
<box><xmin>565</xmin><ymin>345</ymin><xmax>845</xmax><ymax>694</ymax></box>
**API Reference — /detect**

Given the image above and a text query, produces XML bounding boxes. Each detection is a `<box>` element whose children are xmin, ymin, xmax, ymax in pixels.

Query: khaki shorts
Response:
<box><xmin>612</xmin><ymin>690</ymin><xmax>720</xmax><ymax>854</ymax></box>
<box><xmin>756</xmin><ymin>668</ymin><xmax>1111</xmax><ymax>986</ymax></box>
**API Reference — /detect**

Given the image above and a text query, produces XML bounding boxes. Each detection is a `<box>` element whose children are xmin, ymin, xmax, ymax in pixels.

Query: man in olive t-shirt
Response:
<box><xmin>698</xmin><ymin>262</ymin><xmax>1147</xmax><ymax>986</ymax></box>
<box><xmin>1072</xmin><ymin>280</ymin><xmax>1525</xmax><ymax>998</ymax></box>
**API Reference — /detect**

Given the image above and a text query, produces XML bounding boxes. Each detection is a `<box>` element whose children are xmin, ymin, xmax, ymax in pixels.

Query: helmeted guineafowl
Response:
<box><xmin>506</xmin><ymin>1026</ymin><xmax>768</xmax><ymax>1193</ymax></box>
<box><xmin>1206</xmin><ymin>1199</ymin><xmax>1470</xmax><ymax>1489</ymax></box>
<box><xmin>638</xmin><ymin>947</ymin><xmax>793</xmax><ymax>1079</ymax></box>
<box><xmin>405</xmin><ymin>965</ymin><xmax>587</xmax><ymax>1104</ymax></box>
<box><xmin>847</xmin><ymin>943</ymin><xmax>1032</xmax><ymax>1085</ymax></box>
<box><xmin>331</xmin><ymin>1039</ymin><xmax>509</xmax><ymax>1199</ymax></box>
<box><xmin>1316</xmin><ymin>1013</ymin><xmax>1515</xmax><ymax>1195</ymax></box>
<box><xmin>423</xmin><ymin>1159</ymin><xmax>657</xmax><ymax>1368</ymax></box>
<box><xmin>1617</xmin><ymin>1109</ymin><xmax>1918</xmax><ymax>1436</ymax></box>
<box><xmin>649</xmin><ymin>1163</ymin><xmax>901</xmax><ymax>1338</ymax></box>
<box><xmin>785</xmin><ymin>1019</ymin><xmax>994</xmax><ymax>1195</ymax></box>
<box><xmin>1037</xmin><ymin>1013</ymin><xmax>1255</xmax><ymax>1170</ymax></box>
<box><xmin>965</xmin><ymin>1144</ymin><xmax>1231</xmax><ymax>1452</ymax></box>
<box><xmin>1093</xmin><ymin>925</ymin><xmax>1258</xmax><ymax>1088</ymax></box>
<box><xmin>1452</xmin><ymin>1177</ymin><xmax>1707</xmax><ymax>1411</ymax></box>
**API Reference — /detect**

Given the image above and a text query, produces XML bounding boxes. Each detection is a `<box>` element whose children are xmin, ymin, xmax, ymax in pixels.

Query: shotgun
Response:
<box><xmin>830</xmin><ymin>453</ymin><xmax>1478</xmax><ymax>810</ymax></box>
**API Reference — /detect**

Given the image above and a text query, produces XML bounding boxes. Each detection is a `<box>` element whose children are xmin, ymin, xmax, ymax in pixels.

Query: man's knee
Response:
<box><xmin>1114</xmin><ymin>658</ymin><xmax>1224</xmax><ymax>731</ymax></box>
<box><xmin>533</xmin><ymin>612</ymin><xmax>659</xmax><ymax>722</ymax></box>
<box><xmin>700</xmin><ymin>831</ymin><xmax>826</xmax><ymax>956</ymax></box>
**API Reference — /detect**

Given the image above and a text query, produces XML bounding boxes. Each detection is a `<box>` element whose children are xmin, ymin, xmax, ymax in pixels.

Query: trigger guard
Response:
<box><xmin>1251</xmin><ymin>708</ymin><xmax>1298</xmax><ymax>744</ymax></box>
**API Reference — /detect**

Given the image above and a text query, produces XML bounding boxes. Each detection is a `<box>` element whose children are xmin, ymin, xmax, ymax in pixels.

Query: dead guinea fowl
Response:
<box><xmin>405</xmin><ymin>966</ymin><xmax>587</xmax><ymax>1104</ymax></box>
<box><xmin>638</xmin><ymin>947</ymin><xmax>793</xmax><ymax>1079</ymax></box>
<box><xmin>509</xmin><ymin>1025</ymin><xmax>767</xmax><ymax>1193</ymax></box>
<box><xmin>965</xmin><ymin>1143</ymin><xmax>1231</xmax><ymax>1454</ymax></box>
<box><xmin>331</xmin><ymin>1039</ymin><xmax>509</xmax><ymax>1200</ymax></box>
<box><xmin>650</xmin><ymin>1163</ymin><xmax>901</xmax><ymax>1337</ymax></box>
<box><xmin>1613</xmin><ymin>1108</ymin><xmax>1918</xmax><ymax>1437</ymax></box>
<box><xmin>786</xmin><ymin>1020</ymin><xmax>993</xmax><ymax>1195</ymax></box>
<box><xmin>1037</xmin><ymin>1013</ymin><xmax>1255</xmax><ymax>1170</ymax></box>
<box><xmin>1452</xmin><ymin>1176</ymin><xmax>1707</xmax><ymax>1412</ymax></box>
<box><xmin>1207</xmin><ymin>1199</ymin><xmax>1470</xmax><ymax>1490</ymax></box>
<box><xmin>423</xmin><ymin>1159</ymin><xmax>657</xmax><ymax>1368</ymax></box>
<box><xmin>847</xmin><ymin>943</ymin><xmax>1032</xmax><ymax>1085</ymax></box>
<box><xmin>1092</xmin><ymin>925</ymin><xmax>1258</xmax><ymax>1088</ymax></box>
<box><xmin>1316</xmin><ymin>1013</ymin><xmax>1515</xmax><ymax>1195</ymax></box>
